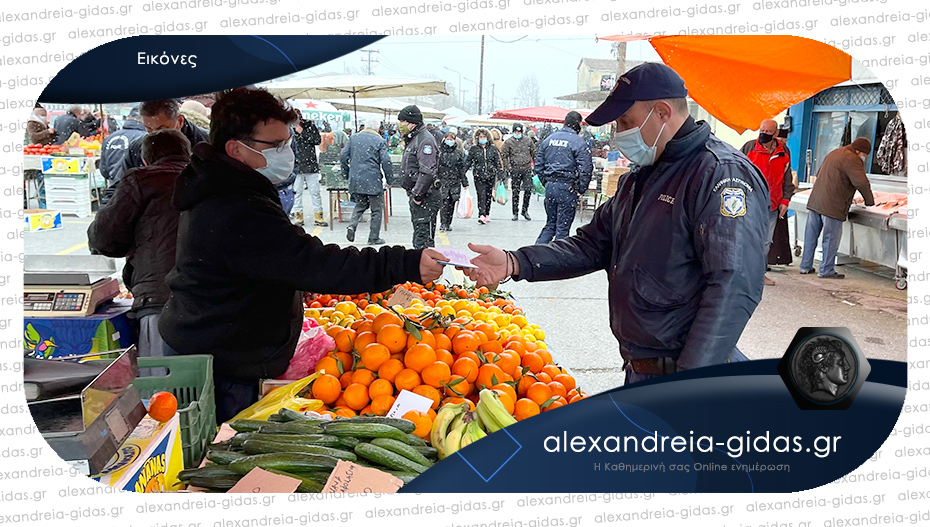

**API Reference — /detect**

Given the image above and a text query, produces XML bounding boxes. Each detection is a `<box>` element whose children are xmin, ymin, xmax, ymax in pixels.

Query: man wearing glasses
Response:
<box><xmin>159</xmin><ymin>87</ymin><xmax>448</xmax><ymax>423</ymax></box>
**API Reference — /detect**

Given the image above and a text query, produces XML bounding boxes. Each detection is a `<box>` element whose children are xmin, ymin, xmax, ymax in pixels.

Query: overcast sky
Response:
<box><xmin>281</xmin><ymin>36</ymin><xmax>661</xmax><ymax>110</ymax></box>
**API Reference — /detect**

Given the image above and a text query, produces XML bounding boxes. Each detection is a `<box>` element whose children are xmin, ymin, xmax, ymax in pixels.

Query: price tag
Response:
<box><xmin>386</xmin><ymin>389</ymin><xmax>433</xmax><ymax>419</ymax></box>
<box><xmin>386</xmin><ymin>288</ymin><xmax>417</xmax><ymax>308</ymax></box>
<box><xmin>322</xmin><ymin>461</ymin><xmax>403</xmax><ymax>494</ymax></box>
<box><xmin>228</xmin><ymin>468</ymin><xmax>301</xmax><ymax>494</ymax></box>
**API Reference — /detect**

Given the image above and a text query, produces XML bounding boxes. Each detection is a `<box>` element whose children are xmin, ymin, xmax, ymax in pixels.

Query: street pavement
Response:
<box><xmin>25</xmin><ymin>184</ymin><xmax>907</xmax><ymax>397</ymax></box>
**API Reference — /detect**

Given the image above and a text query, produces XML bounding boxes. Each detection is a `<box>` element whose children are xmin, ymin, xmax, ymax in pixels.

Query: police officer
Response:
<box><xmin>398</xmin><ymin>105</ymin><xmax>441</xmax><ymax>249</ymax></box>
<box><xmin>534</xmin><ymin>111</ymin><xmax>593</xmax><ymax>244</ymax></box>
<box><xmin>464</xmin><ymin>63</ymin><xmax>769</xmax><ymax>384</ymax></box>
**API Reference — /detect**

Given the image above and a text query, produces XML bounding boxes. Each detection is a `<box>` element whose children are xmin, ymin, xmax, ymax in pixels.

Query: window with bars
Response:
<box><xmin>813</xmin><ymin>84</ymin><xmax>894</xmax><ymax>107</ymax></box>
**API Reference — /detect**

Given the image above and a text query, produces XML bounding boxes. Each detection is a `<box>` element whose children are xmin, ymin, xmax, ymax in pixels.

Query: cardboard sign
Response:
<box><xmin>228</xmin><ymin>468</ymin><xmax>301</xmax><ymax>494</ymax></box>
<box><xmin>214</xmin><ymin>423</ymin><xmax>238</xmax><ymax>443</ymax></box>
<box><xmin>322</xmin><ymin>461</ymin><xmax>403</xmax><ymax>494</ymax></box>
<box><xmin>386</xmin><ymin>288</ymin><xmax>417</xmax><ymax>308</ymax></box>
<box><xmin>436</xmin><ymin>248</ymin><xmax>478</xmax><ymax>269</ymax></box>
<box><xmin>386</xmin><ymin>389</ymin><xmax>433</xmax><ymax>419</ymax></box>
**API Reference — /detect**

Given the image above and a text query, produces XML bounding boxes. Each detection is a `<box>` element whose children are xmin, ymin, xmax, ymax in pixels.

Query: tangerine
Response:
<box><xmin>334</xmin><ymin>407</ymin><xmax>357</xmax><ymax>418</ymax></box>
<box><xmin>370</xmin><ymin>394</ymin><xmax>396</xmax><ymax>415</ymax></box>
<box><xmin>377</xmin><ymin>358</ymin><xmax>405</xmax><ymax>383</ymax></box>
<box><xmin>310</xmin><ymin>374</ymin><xmax>341</xmax><ymax>405</ymax></box>
<box><xmin>314</xmin><ymin>356</ymin><xmax>342</xmax><ymax>376</ymax></box>
<box><xmin>554</xmin><ymin>374</ymin><xmax>576</xmax><ymax>392</ymax></box>
<box><xmin>368</xmin><ymin>378</ymin><xmax>394</xmax><ymax>399</ymax></box>
<box><xmin>412</xmin><ymin>385</ymin><xmax>441</xmax><ymax>410</ymax></box>
<box><xmin>339</xmin><ymin>371</ymin><xmax>354</xmax><ymax>389</ymax></box>
<box><xmin>514</xmin><ymin>398</ymin><xmax>540</xmax><ymax>421</ymax></box>
<box><xmin>521</xmin><ymin>352</ymin><xmax>544</xmax><ymax>374</ymax></box>
<box><xmin>452</xmin><ymin>331</ymin><xmax>480</xmax><ymax>355</ymax></box>
<box><xmin>394</xmin><ymin>369</ymin><xmax>421</xmax><ymax>392</ymax></box>
<box><xmin>404</xmin><ymin>410</ymin><xmax>432</xmax><ymax>439</ymax></box>
<box><xmin>334</xmin><ymin>328</ymin><xmax>356</xmax><ymax>353</ymax></box>
<box><xmin>452</xmin><ymin>357</ymin><xmax>479</xmax><ymax>383</ymax></box>
<box><xmin>526</xmin><ymin>382</ymin><xmax>553</xmax><ymax>406</ymax></box>
<box><xmin>548</xmin><ymin>381</ymin><xmax>568</xmax><ymax>399</ymax></box>
<box><xmin>443</xmin><ymin>375</ymin><xmax>473</xmax><ymax>398</ymax></box>
<box><xmin>372</xmin><ymin>311</ymin><xmax>403</xmax><ymax>333</ymax></box>
<box><xmin>360</xmin><ymin>343</ymin><xmax>391</xmax><ymax>371</ymax></box>
<box><xmin>404</xmin><ymin>343</ymin><xmax>437</xmax><ymax>373</ymax></box>
<box><xmin>492</xmin><ymin>389</ymin><xmax>516</xmax><ymax>415</ymax></box>
<box><xmin>476</xmin><ymin>363</ymin><xmax>506</xmax><ymax>391</ymax></box>
<box><xmin>377</xmin><ymin>324</ymin><xmax>407</xmax><ymax>354</ymax></box>
<box><xmin>435</xmin><ymin>333</ymin><xmax>453</xmax><ymax>351</ymax></box>
<box><xmin>406</xmin><ymin>330</ymin><xmax>436</xmax><ymax>350</ymax></box>
<box><xmin>343</xmin><ymin>383</ymin><xmax>370</xmax><ymax>411</ymax></box>
<box><xmin>421</xmin><ymin>361</ymin><xmax>452</xmax><ymax>389</ymax></box>
<box><xmin>354</xmin><ymin>331</ymin><xmax>377</xmax><ymax>352</ymax></box>
<box><xmin>351</xmin><ymin>369</ymin><xmax>376</xmax><ymax>387</ymax></box>
<box><xmin>147</xmin><ymin>392</ymin><xmax>178</xmax><ymax>423</ymax></box>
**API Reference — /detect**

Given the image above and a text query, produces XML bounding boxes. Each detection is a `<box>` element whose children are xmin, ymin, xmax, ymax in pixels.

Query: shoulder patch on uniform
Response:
<box><xmin>423</xmin><ymin>145</ymin><xmax>433</xmax><ymax>155</ymax></box>
<box><xmin>720</xmin><ymin>188</ymin><xmax>746</xmax><ymax>218</ymax></box>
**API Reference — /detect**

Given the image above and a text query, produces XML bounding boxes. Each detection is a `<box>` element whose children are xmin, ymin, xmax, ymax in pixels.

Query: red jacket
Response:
<box><xmin>741</xmin><ymin>138</ymin><xmax>794</xmax><ymax>211</ymax></box>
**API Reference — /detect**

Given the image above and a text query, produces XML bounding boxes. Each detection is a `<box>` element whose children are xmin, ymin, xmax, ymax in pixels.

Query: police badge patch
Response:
<box><xmin>720</xmin><ymin>188</ymin><xmax>746</xmax><ymax>218</ymax></box>
<box><xmin>423</xmin><ymin>145</ymin><xmax>432</xmax><ymax>155</ymax></box>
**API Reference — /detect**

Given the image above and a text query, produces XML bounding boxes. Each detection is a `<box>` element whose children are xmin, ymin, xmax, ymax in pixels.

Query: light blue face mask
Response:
<box><xmin>445</xmin><ymin>140</ymin><xmax>455</xmax><ymax>147</ymax></box>
<box><xmin>610</xmin><ymin>106</ymin><xmax>666</xmax><ymax>167</ymax></box>
<box><xmin>478</xmin><ymin>138</ymin><xmax>488</xmax><ymax>145</ymax></box>
<box><xmin>238</xmin><ymin>139</ymin><xmax>294</xmax><ymax>184</ymax></box>
<box><xmin>513</xmin><ymin>133</ymin><xmax>522</xmax><ymax>139</ymax></box>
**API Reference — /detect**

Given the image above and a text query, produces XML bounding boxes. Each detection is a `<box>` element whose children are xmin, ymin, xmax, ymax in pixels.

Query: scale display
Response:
<box><xmin>24</xmin><ymin>292</ymin><xmax>88</xmax><ymax>312</ymax></box>
<box><xmin>23</xmin><ymin>278</ymin><xmax>118</xmax><ymax>317</ymax></box>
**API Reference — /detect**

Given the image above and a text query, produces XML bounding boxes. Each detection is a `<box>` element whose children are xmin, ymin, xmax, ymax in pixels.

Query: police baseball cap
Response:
<box><xmin>585</xmin><ymin>63</ymin><xmax>688</xmax><ymax>126</ymax></box>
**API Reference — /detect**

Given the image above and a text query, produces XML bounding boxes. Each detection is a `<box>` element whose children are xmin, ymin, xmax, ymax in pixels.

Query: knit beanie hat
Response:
<box><xmin>397</xmin><ymin>105</ymin><xmax>423</xmax><ymax>125</ymax></box>
<box><xmin>850</xmin><ymin>137</ymin><xmax>872</xmax><ymax>154</ymax></box>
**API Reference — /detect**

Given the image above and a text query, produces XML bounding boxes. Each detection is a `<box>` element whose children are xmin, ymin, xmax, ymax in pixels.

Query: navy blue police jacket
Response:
<box><xmin>513</xmin><ymin>119</ymin><xmax>769</xmax><ymax>370</ymax></box>
<box><xmin>533</xmin><ymin>125</ymin><xmax>593</xmax><ymax>191</ymax></box>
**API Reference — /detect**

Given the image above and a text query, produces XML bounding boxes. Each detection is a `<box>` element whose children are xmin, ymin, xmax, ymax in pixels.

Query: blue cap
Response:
<box><xmin>585</xmin><ymin>63</ymin><xmax>688</xmax><ymax>126</ymax></box>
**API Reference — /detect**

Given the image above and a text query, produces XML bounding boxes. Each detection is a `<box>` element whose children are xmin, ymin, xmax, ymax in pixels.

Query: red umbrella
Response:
<box><xmin>490</xmin><ymin>106</ymin><xmax>591</xmax><ymax>124</ymax></box>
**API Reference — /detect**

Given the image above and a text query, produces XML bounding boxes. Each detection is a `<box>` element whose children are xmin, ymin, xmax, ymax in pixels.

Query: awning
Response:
<box><xmin>288</xmin><ymin>99</ymin><xmax>350</xmax><ymax>122</ymax></box>
<box><xmin>490</xmin><ymin>106</ymin><xmax>591</xmax><ymax>124</ymax></box>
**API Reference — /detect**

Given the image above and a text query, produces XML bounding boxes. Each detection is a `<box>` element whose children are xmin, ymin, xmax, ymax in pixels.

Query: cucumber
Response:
<box><xmin>242</xmin><ymin>440</ymin><xmax>358</xmax><ymax>461</ymax></box>
<box><xmin>354</xmin><ymin>443</ymin><xmax>430</xmax><ymax>474</ymax></box>
<box><xmin>338</xmin><ymin>416</ymin><xmax>416</xmax><ymax>434</ymax></box>
<box><xmin>321</xmin><ymin>422</ymin><xmax>407</xmax><ymax>441</ymax></box>
<box><xmin>228</xmin><ymin>453</ymin><xmax>340</xmax><ymax>475</ymax></box>
<box><xmin>413</xmin><ymin>445</ymin><xmax>438</xmax><ymax>460</ymax></box>
<box><xmin>277</xmin><ymin>408</ymin><xmax>327</xmax><ymax>423</ymax></box>
<box><xmin>258</xmin><ymin>421</ymin><xmax>323</xmax><ymax>435</ymax></box>
<box><xmin>399</xmin><ymin>433</ymin><xmax>428</xmax><ymax>447</ymax></box>
<box><xmin>370</xmin><ymin>438</ymin><xmax>432</xmax><ymax>467</ymax></box>
<box><xmin>336</xmin><ymin>436</ymin><xmax>361</xmax><ymax>449</ymax></box>
<box><xmin>232</xmin><ymin>433</ymin><xmax>340</xmax><ymax>447</ymax></box>
<box><xmin>187</xmin><ymin>475</ymin><xmax>242</xmax><ymax>490</ymax></box>
<box><xmin>205</xmin><ymin>449</ymin><xmax>249</xmax><ymax>465</ymax></box>
<box><xmin>228</xmin><ymin>419</ymin><xmax>271</xmax><ymax>433</ymax></box>
<box><xmin>385</xmin><ymin>471</ymin><xmax>420</xmax><ymax>484</ymax></box>
<box><xmin>264</xmin><ymin>469</ymin><xmax>325</xmax><ymax>493</ymax></box>
<box><xmin>178</xmin><ymin>465</ymin><xmax>240</xmax><ymax>481</ymax></box>
<box><xmin>267</xmin><ymin>414</ymin><xmax>289</xmax><ymax>423</ymax></box>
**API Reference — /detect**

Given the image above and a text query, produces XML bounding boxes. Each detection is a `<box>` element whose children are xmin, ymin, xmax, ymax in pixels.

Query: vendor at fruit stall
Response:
<box><xmin>465</xmin><ymin>63</ymin><xmax>770</xmax><ymax>385</ymax></box>
<box><xmin>158</xmin><ymin>87</ymin><xmax>449</xmax><ymax>424</ymax></box>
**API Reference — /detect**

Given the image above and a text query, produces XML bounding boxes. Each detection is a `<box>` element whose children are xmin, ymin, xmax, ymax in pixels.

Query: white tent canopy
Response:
<box><xmin>325</xmin><ymin>98</ymin><xmax>446</xmax><ymax>120</ymax></box>
<box><xmin>288</xmin><ymin>99</ymin><xmax>350</xmax><ymax>123</ymax></box>
<box><xmin>261</xmin><ymin>74</ymin><xmax>448</xmax><ymax>101</ymax></box>
<box><xmin>440</xmin><ymin>107</ymin><xmax>470</xmax><ymax>119</ymax></box>
<box><xmin>443</xmin><ymin>114</ymin><xmax>516</xmax><ymax>127</ymax></box>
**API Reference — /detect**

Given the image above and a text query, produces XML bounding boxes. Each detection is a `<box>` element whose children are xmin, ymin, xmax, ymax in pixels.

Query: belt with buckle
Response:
<box><xmin>621</xmin><ymin>346</ymin><xmax>679</xmax><ymax>375</ymax></box>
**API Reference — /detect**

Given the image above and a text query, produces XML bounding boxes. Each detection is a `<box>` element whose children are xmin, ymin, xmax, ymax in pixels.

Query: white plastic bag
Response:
<box><xmin>456</xmin><ymin>195</ymin><xmax>474</xmax><ymax>218</ymax></box>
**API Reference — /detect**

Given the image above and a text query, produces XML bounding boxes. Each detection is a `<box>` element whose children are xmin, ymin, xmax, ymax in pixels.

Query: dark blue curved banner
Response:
<box><xmin>40</xmin><ymin>35</ymin><xmax>383</xmax><ymax>103</ymax></box>
<box><xmin>403</xmin><ymin>359</ymin><xmax>905</xmax><ymax>493</ymax></box>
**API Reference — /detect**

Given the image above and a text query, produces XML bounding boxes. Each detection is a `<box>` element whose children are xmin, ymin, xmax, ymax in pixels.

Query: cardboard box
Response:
<box><xmin>92</xmin><ymin>414</ymin><xmax>184</xmax><ymax>493</ymax></box>
<box><xmin>23</xmin><ymin>209</ymin><xmax>62</xmax><ymax>232</ymax></box>
<box><xmin>602</xmin><ymin>167</ymin><xmax>629</xmax><ymax>197</ymax></box>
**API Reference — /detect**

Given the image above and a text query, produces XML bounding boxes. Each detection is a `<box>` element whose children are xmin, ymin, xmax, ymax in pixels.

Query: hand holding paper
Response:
<box><xmin>466</xmin><ymin>243</ymin><xmax>514</xmax><ymax>287</ymax></box>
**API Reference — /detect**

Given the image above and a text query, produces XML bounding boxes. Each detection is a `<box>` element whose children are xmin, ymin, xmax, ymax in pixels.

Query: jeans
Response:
<box><xmin>622</xmin><ymin>347</ymin><xmax>749</xmax><ymax>385</ymax></box>
<box><xmin>510</xmin><ymin>168</ymin><xmax>533</xmax><ymax>215</ymax></box>
<box><xmin>800</xmin><ymin>210</ymin><xmax>844</xmax><ymax>276</ymax></box>
<box><xmin>138</xmin><ymin>313</ymin><xmax>176</xmax><ymax>377</ymax></box>
<box><xmin>295</xmin><ymin>172</ymin><xmax>323</xmax><ymax>214</ymax></box>
<box><xmin>536</xmin><ymin>182</ymin><xmax>577</xmax><ymax>244</ymax></box>
<box><xmin>474</xmin><ymin>177</ymin><xmax>494</xmax><ymax>217</ymax></box>
<box><xmin>349</xmin><ymin>193</ymin><xmax>384</xmax><ymax>242</ymax></box>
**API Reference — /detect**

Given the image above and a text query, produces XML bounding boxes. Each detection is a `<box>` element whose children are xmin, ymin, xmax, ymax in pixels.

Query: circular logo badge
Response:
<box><xmin>788</xmin><ymin>334</ymin><xmax>858</xmax><ymax>405</ymax></box>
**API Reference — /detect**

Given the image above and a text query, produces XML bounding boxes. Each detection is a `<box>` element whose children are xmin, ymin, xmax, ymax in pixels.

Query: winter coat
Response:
<box><xmin>180</xmin><ymin>108</ymin><xmax>210</xmax><ymax>130</ymax></box>
<box><xmin>341</xmin><ymin>128</ymin><xmax>394</xmax><ymax>195</ymax></box>
<box><xmin>87</xmin><ymin>154</ymin><xmax>189</xmax><ymax>314</ymax></box>
<box><xmin>400</xmin><ymin>124</ymin><xmax>440</xmax><ymax>201</ymax></box>
<box><xmin>294</xmin><ymin>121</ymin><xmax>322</xmax><ymax>174</ymax></box>
<box><xmin>490</xmin><ymin>129</ymin><xmax>505</xmax><ymax>156</ymax></box>
<box><xmin>438</xmin><ymin>141</ymin><xmax>468</xmax><ymax>189</ymax></box>
<box><xmin>26</xmin><ymin>115</ymin><xmax>55</xmax><ymax>145</ymax></box>
<box><xmin>500</xmin><ymin>135</ymin><xmax>537</xmax><ymax>172</ymax></box>
<box><xmin>52</xmin><ymin>112</ymin><xmax>82</xmax><ymax>145</ymax></box>
<box><xmin>119</xmin><ymin>117</ymin><xmax>209</xmax><ymax>182</ymax></box>
<box><xmin>159</xmin><ymin>142</ymin><xmax>423</xmax><ymax>381</ymax></box>
<box><xmin>533</xmin><ymin>125</ymin><xmax>593</xmax><ymax>192</ymax></box>
<box><xmin>806</xmin><ymin>145</ymin><xmax>875</xmax><ymax>221</ymax></box>
<box><xmin>512</xmin><ymin>119</ymin><xmax>770</xmax><ymax>371</ymax></box>
<box><xmin>464</xmin><ymin>128</ymin><xmax>501</xmax><ymax>182</ymax></box>
<box><xmin>741</xmin><ymin>138</ymin><xmax>794</xmax><ymax>212</ymax></box>
<box><xmin>99</xmin><ymin>119</ymin><xmax>146</xmax><ymax>182</ymax></box>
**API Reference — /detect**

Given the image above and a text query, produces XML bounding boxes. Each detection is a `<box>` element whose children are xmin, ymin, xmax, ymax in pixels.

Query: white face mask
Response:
<box><xmin>238</xmin><ymin>139</ymin><xmax>294</xmax><ymax>184</ymax></box>
<box><xmin>611</xmin><ymin>106</ymin><xmax>667</xmax><ymax>167</ymax></box>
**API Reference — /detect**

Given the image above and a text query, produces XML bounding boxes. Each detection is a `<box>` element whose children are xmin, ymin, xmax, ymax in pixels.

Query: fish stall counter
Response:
<box><xmin>788</xmin><ymin>175</ymin><xmax>909</xmax><ymax>289</ymax></box>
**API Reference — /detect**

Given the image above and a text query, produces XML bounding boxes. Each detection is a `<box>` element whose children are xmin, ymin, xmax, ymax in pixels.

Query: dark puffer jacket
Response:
<box><xmin>438</xmin><ymin>141</ymin><xmax>468</xmax><ymax>192</ymax></box>
<box><xmin>464</xmin><ymin>128</ymin><xmax>501</xmax><ymax>182</ymax></box>
<box><xmin>294</xmin><ymin>120</ymin><xmax>322</xmax><ymax>174</ymax></box>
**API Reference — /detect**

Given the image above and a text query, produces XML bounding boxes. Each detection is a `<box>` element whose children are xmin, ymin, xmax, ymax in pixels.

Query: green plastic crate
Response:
<box><xmin>131</xmin><ymin>355</ymin><xmax>216</xmax><ymax>468</ymax></box>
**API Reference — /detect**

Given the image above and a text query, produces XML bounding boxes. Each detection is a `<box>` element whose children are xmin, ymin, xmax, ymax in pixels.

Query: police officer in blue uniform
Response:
<box><xmin>465</xmin><ymin>63</ymin><xmax>769</xmax><ymax>384</ymax></box>
<box><xmin>534</xmin><ymin>111</ymin><xmax>594</xmax><ymax>244</ymax></box>
<box><xmin>398</xmin><ymin>105</ymin><xmax>441</xmax><ymax>249</ymax></box>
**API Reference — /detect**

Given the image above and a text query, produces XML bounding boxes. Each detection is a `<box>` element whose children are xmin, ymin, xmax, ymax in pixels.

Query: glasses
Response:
<box><xmin>242</xmin><ymin>134</ymin><xmax>292</xmax><ymax>153</ymax></box>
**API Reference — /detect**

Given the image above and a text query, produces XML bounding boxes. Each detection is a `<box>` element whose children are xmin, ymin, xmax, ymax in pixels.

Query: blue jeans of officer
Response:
<box><xmin>800</xmin><ymin>211</ymin><xmax>844</xmax><ymax>277</ymax></box>
<box><xmin>537</xmin><ymin>181</ymin><xmax>577</xmax><ymax>244</ymax></box>
<box><xmin>623</xmin><ymin>347</ymin><xmax>749</xmax><ymax>385</ymax></box>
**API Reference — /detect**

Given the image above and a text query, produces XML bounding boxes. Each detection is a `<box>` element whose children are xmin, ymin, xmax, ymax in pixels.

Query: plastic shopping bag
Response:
<box><xmin>496</xmin><ymin>181</ymin><xmax>508</xmax><ymax>205</ymax></box>
<box><xmin>532</xmin><ymin>175</ymin><xmax>546</xmax><ymax>196</ymax></box>
<box><xmin>228</xmin><ymin>372</ymin><xmax>324</xmax><ymax>422</ymax></box>
<box><xmin>456</xmin><ymin>195</ymin><xmax>474</xmax><ymax>218</ymax></box>
<box><xmin>278</xmin><ymin>321</ymin><xmax>336</xmax><ymax>380</ymax></box>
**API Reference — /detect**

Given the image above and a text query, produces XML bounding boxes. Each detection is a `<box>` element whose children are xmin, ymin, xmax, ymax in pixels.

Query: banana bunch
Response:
<box><xmin>430</xmin><ymin>390</ymin><xmax>519</xmax><ymax>460</ymax></box>
<box><xmin>476</xmin><ymin>389</ymin><xmax>517</xmax><ymax>433</ymax></box>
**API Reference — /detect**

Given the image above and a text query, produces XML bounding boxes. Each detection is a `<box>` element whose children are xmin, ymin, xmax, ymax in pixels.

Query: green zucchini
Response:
<box><xmin>228</xmin><ymin>453</ymin><xmax>340</xmax><ymax>475</ymax></box>
<box><xmin>321</xmin><ymin>422</ymin><xmax>407</xmax><ymax>441</ymax></box>
<box><xmin>205</xmin><ymin>449</ymin><xmax>249</xmax><ymax>465</ymax></box>
<box><xmin>242</xmin><ymin>440</ymin><xmax>358</xmax><ymax>461</ymax></box>
<box><xmin>228</xmin><ymin>419</ymin><xmax>271</xmax><ymax>433</ymax></box>
<box><xmin>370</xmin><ymin>438</ymin><xmax>432</xmax><ymax>466</ymax></box>
<box><xmin>354</xmin><ymin>443</ymin><xmax>430</xmax><ymax>474</ymax></box>
<box><xmin>264</xmin><ymin>469</ymin><xmax>325</xmax><ymax>493</ymax></box>
<box><xmin>338</xmin><ymin>416</ymin><xmax>416</xmax><ymax>434</ymax></box>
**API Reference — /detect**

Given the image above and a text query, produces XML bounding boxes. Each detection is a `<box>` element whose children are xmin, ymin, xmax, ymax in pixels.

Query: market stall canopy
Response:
<box><xmin>325</xmin><ymin>98</ymin><xmax>446</xmax><ymax>120</ymax></box>
<box><xmin>443</xmin><ymin>114</ymin><xmax>517</xmax><ymax>127</ymax></box>
<box><xmin>490</xmin><ymin>106</ymin><xmax>592</xmax><ymax>123</ymax></box>
<box><xmin>441</xmin><ymin>107</ymin><xmax>470</xmax><ymax>119</ymax></box>
<box><xmin>595</xmin><ymin>35</ymin><xmax>851</xmax><ymax>133</ymax></box>
<box><xmin>261</xmin><ymin>74</ymin><xmax>448</xmax><ymax>100</ymax></box>
<box><xmin>554</xmin><ymin>90</ymin><xmax>615</xmax><ymax>103</ymax></box>
<box><xmin>289</xmin><ymin>99</ymin><xmax>350</xmax><ymax>122</ymax></box>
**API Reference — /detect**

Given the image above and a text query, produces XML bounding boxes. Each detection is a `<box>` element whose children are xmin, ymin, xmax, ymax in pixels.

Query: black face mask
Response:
<box><xmin>758</xmin><ymin>133</ymin><xmax>774</xmax><ymax>144</ymax></box>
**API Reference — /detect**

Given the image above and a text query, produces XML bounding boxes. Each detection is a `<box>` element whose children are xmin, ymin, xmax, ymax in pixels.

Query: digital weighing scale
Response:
<box><xmin>24</xmin><ymin>255</ymin><xmax>120</xmax><ymax>317</ymax></box>
<box><xmin>29</xmin><ymin>347</ymin><xmax>146</xmax><ymax>475</ymax></box>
